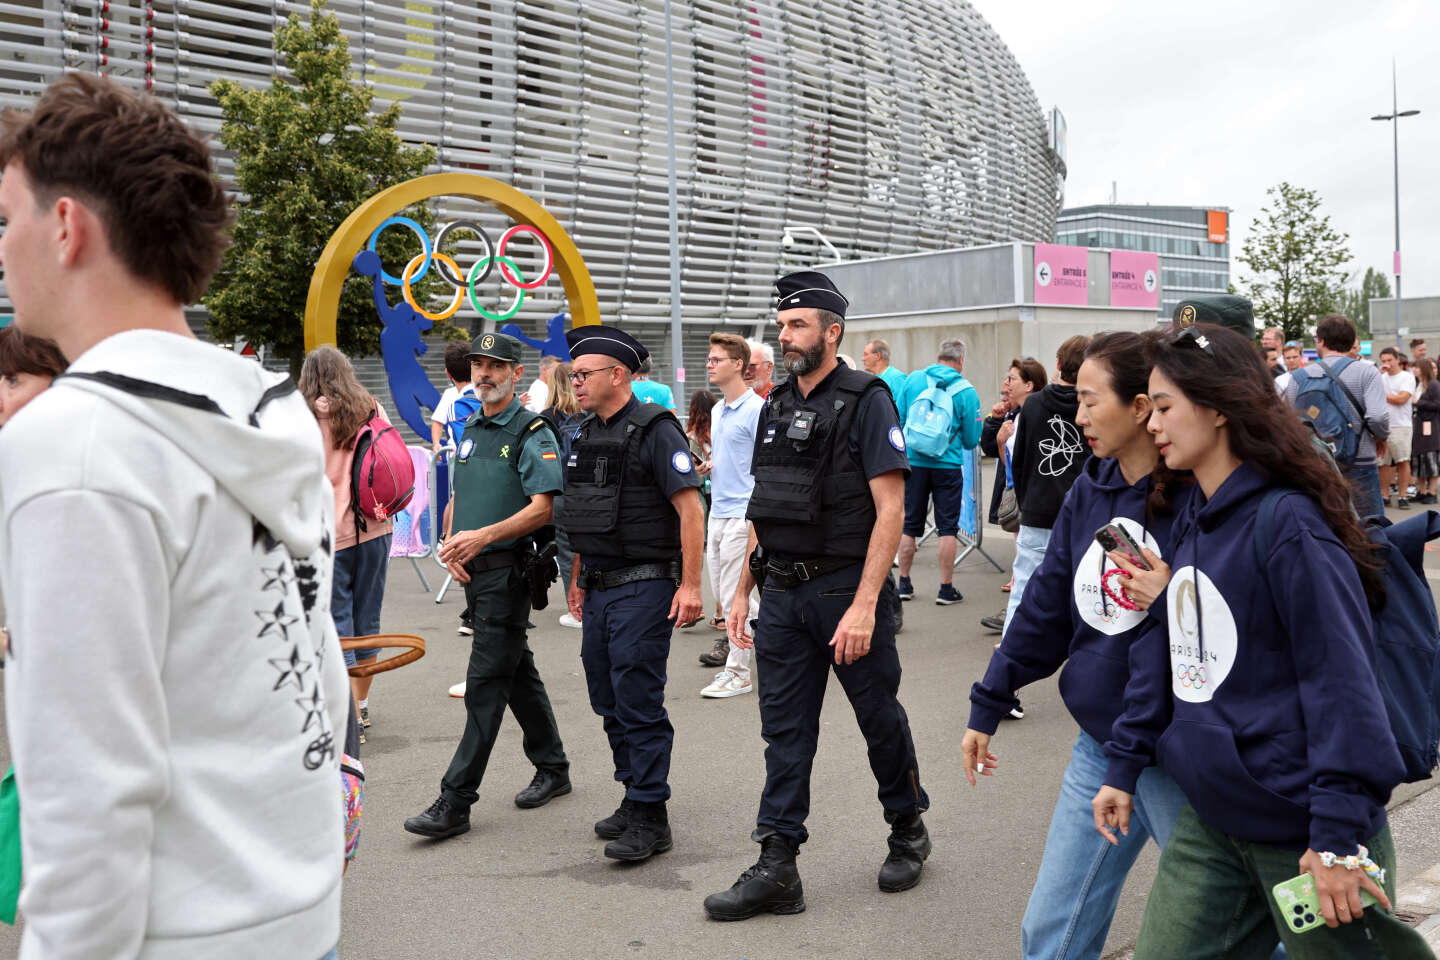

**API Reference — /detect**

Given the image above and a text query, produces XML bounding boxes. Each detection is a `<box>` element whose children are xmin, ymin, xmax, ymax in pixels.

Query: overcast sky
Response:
<box><xmin>973</xmin><ymin>0</ymin><xmax>1440</xmax><ymax>299</ymax></box>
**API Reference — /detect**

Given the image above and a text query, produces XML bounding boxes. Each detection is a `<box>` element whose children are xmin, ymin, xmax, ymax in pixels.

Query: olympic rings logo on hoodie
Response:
<box><xmin>1166</xmin><ymin>566</ymin><xmax>1239</xmax><ymax>703</ymax></box>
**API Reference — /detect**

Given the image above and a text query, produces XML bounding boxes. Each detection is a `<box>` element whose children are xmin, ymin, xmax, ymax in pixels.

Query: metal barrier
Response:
<box><xmin>390</xmin><ymin>445</ymin><xmax>439</xmax><ymax>591</ymax></box>
<box><xmin>916</xmin><ymin>447</ymin><xmax>1004</xmax><ymax>572</ymax></box>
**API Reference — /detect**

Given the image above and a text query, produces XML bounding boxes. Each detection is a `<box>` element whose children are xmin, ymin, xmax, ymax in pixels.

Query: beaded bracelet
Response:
<box><xmin>1101</xmin><ymin>568</ymin><xmax>1141</xmax><ymax>612</ymax></box>
<box><xmin>1318</xmin><ymin>845</ymin><xmax>1387</xmax><ymax>884</ymax></box>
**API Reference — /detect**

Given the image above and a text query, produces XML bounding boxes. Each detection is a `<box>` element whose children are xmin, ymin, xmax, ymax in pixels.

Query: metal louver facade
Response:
<box><xmin>0</xmin><ymin>0</ymin><xmax>1063</xmax><ymax>377</ymax></box>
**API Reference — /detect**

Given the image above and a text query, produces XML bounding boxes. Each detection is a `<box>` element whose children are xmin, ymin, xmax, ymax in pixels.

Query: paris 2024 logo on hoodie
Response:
<box><xmin>1073</xmin><ymin>516</ymin><xmax>1161</xmax><ymax>635</ymax></box>
<box><xmin>1165</xmin><ymin>565</ymin><xmax>1238</xmax><ymax>703</ymax></box>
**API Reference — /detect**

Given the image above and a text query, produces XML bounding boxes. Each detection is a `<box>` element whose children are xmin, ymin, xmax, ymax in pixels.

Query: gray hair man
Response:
<box><xmin>862</xmin><ymin>338</ymin><xmax>908</xmax><ymax>400</ymax></box>
<box><xmin>744</xmin><ymin>338</ymin><xmax>776</xmax><ymax>398</ymax></box>
<box><xmin>895</xmin><ymin>337</ymin><xmax>981</xmax><ymax>605</ymax></box>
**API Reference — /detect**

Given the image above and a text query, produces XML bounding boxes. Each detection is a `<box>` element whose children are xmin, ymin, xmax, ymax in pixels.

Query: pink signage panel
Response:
<box><xmin>1033</xmin><ymin>243</ymin><xmax>1089</xmax><ymax>305</ymax></box>
<box><xmin>1109</xmin><ymin>251</ymin><xmax>1160</xmax><ymax>308</ymax></box>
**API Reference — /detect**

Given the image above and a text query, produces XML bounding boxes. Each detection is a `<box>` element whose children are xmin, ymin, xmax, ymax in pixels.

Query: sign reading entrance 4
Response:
<box><xmin>1110</xmin><ymin>250</ymin><xmax>1160</xmax><ymax>309</ymax></box>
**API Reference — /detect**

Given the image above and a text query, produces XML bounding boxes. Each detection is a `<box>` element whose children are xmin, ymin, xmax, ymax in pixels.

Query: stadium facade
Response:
<box><xmin>0</xmin><ymin>0</ymin><xmax>1065</xmax><ymax>377</ymax></box>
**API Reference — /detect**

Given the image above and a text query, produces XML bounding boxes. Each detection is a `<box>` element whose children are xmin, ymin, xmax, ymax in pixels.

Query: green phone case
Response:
<box><xmin>1272</xmin><ymin>873</ymin><xmax>1378</xmax><ymax>935</ymax></box>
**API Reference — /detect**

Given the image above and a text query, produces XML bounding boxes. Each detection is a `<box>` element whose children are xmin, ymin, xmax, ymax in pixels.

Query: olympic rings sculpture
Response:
<box><xmin>366</xmin><ymin>216</ymin><xmax>556</xmax><ymax>324</ymax></box>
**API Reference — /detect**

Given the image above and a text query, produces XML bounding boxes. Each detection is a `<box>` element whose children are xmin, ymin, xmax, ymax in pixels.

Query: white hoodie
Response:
<box><xmin>0</xmin><ymin>331</ymin><xmax>348</xmax><ymax>960</ymax></box>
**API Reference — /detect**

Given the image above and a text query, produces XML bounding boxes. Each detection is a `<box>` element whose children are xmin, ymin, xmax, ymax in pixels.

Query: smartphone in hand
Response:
<box><xmin>1094</xmin><ymin>523</ymin><xmax>1152</xmax><ymax>571</ymax></box>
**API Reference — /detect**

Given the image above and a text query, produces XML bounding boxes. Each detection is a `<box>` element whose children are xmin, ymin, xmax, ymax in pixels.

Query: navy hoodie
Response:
<box><xmin>1104</xmin><ymin>463</ymin><xmax>1404</xmax><ymax>856</ymax></box>
<box><xmin>969</xmin><ymin>457</ymin><xmax>1191</xmax><ymax>743</ymax></box>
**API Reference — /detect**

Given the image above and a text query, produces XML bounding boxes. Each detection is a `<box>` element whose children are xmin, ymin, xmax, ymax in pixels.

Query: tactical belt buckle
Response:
<box><xmin>793</xmin><ymin>561</ymin><xmax>812</xmax><ymax>582</ymax></box>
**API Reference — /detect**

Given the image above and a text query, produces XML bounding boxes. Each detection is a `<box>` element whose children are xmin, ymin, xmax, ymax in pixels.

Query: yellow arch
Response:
<box><xmin>303</xmin><ymin>172</ymin><xmax>601</xmax><ymax>352</ymax></box>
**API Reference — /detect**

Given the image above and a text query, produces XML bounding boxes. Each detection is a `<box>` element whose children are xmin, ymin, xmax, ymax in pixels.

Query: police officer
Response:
<box><xmin>703</xmin><ymin>271</ymin><xmax>930</xmax><ymax>920</ymax></box>
<box><xmin>562</xmin><ymin>325</ymin><xmax>705</xmax><ymax>862</ymax></box>
<box><xmin>403</xmin><ymin>332</ymin><xmax>571</xmax><ymax>840</ymax></box>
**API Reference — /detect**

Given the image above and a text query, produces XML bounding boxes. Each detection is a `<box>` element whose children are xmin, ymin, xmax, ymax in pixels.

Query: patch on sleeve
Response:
<box><xmin>541</xmin><ymin>450</ymin><xmax>558</xmax><ymax>460</ymax></box>
<box><xmin>671</xmin><ymin>451</ymin><xmax>694</xmax><ymax>474</ymax></box>
<box><xmin>888</xmin><ymin>425</ymin><xmax>906</xmax><ymax>451</ymax></box>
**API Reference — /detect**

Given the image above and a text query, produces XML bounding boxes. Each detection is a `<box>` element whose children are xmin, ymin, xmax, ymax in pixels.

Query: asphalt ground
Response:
<box><xmin>2</xmin><ymin>491</ymin><xmax>1439</xmax><ymax>959</ymax></box>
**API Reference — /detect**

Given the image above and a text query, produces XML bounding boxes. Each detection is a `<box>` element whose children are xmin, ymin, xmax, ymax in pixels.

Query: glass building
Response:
<box><xmin>0</xmin><ymin>0</ymin><xmax>1064</xmax><ymax>374</ymax></box>
<box><xmin>1055</xmin><ymin>204</ymin><xmax>1230</xmax><ymax>319</ymax></box>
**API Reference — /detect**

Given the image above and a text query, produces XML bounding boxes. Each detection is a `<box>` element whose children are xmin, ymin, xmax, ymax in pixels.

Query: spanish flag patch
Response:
<box><xmin>541</xmin><ymin>451</ymin><xmax>558</xmax><ymax>460</ymax></box>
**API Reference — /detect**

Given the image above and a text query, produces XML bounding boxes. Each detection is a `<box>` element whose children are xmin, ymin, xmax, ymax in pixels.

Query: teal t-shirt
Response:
<box><xmin>632</xmin><ymin>379</ymin><xmax>676</xmax><ymax>410</ymax></box>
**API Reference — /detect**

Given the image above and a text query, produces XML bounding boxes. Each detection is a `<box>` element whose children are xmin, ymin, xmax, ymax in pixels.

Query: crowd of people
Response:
<box><xmin>0</xmin><ymin>73</ymin><xmax>1436</xmax><ymax>960</ymax></box>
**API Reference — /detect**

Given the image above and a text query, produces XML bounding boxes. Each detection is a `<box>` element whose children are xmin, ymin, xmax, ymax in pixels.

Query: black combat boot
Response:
<box><xmin>877</xmin><ymin>813</ymin><xmax>931</xmax><ymax>892</ymax></box>
<box><xmin>604</xmin><ymin>801</ymin><xmax>673</xmax><ymax>861</ymax></box>
<box><xmin>514</xmin><ymin>768</ymin><xmax>572</xmax><ymax>809</ymax></box>
<box><xmin>594</xmin><ymin>795</ymin><xmax>637</xmax><ymax>839</ymax></box>
<box><xmin>403</xmin><ymin>795</ymin><xmax>471</xmax><ymax>840</ymax></box>
<box><xmin>703</xmin><ymin>834</ymin><xmax>806</xmax><ymax>920</ymax></box>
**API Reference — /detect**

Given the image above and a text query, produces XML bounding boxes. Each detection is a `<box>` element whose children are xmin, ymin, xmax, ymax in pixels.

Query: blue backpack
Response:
<box><xmin>1254</xmin><ymin>490</ymin><xmax>1440</xmax><ymax>782</ymax></box>
<box><xmin>903</xmin><ymin>376</ymin><xmax>966</xmax><ymax>459</ymax></box>
<box><xmin>1291</xmin><ymin>358</ymin><xmax>1373</xmax><ymax>468</ymax></box>
<box><xmin>445</xmin><ymin>393</ymin><xmax>482</xmax><ymax>450</ymax></box>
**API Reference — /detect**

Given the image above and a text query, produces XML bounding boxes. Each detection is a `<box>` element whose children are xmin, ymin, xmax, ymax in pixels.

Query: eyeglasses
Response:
<box><xmin>1170</xmin><ymin>326</ymin><xmax>1217</xmax><ymax>358</ymax></box>
<box><xmin>570</xmin><ymin>365</ymin><xmax>620</xmax><ymax>385</ymax></box>
<box><xmin>705</xmin><ymin>356</ymin><xmax>739</xmax><ymax>366</ymax></box>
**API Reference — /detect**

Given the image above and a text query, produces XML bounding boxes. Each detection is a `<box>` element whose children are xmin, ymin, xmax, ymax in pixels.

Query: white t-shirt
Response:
<box><xmin>1383</xmin><ymin>370</ymin><xmax>1417</xmax><ymax>429</ymax></box>
<box><xmin>430</xmin><ymin>382</ymin><xmax>475</xmax><ymax>425</ymax></box>
<box><xmin>524</xmin><ymin>377</ymin><xmax>549</xmax><ymax>413</ymax></box>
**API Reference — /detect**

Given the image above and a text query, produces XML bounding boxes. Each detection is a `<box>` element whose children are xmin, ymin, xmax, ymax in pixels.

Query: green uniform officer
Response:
<box><xmin>404</xmin><ymin>332</ymin><xmax>572</xmax><ymax>840</ymax></box>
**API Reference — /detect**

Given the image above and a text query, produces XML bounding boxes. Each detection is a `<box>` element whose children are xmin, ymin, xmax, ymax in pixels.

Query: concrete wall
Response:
<box><xmin>1371</xmin><ymin>297</ymin><xmax>1440</xmax><ymax>349</ymax></box>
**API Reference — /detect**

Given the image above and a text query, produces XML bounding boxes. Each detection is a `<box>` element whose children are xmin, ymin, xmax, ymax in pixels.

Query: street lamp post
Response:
<box><xmin>1371</xmin><ymin>59</ymin><xmax>1420</xmax><ymax>350</ymax></box>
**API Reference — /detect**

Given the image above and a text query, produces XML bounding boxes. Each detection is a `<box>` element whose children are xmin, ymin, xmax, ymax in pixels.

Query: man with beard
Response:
<box><xmin>703</xmin><ymin>271</ymin><xmax>930</xmax><ymax>921</ymax></box>
<box><xmin>404</xmin><ymin>332</ymin><xmax>572</xmax><ymax>839</ymax></box>
<box><xmin>563</xmin><ymin>325</ymin><xmax>705</xmax><ymax>862</ymax></box>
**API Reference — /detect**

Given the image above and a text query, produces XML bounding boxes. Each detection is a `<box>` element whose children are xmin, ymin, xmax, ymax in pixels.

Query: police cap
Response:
<box><xmin>1171</xmin><ymin>295</ymin><xmax>1255</xmax><ymax>341</ymax></box>
<box><xmin>467</xmin><ymin>331</ymin><xmax>524</xmax><ymax>363</ymax></box>
<box><xmin>776</xmin><ymin>270</ymin><xmax>849</xmax><ymax>318</ymax></box>
<box><xmin>565</xmin><ymin>324</ymin><xmax>649</xmax><ymax>373</ymax></box>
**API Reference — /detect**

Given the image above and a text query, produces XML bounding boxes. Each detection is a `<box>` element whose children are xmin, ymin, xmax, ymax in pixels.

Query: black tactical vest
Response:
<box><xmin>560</xmin><ymin>401</ymin><xmax>681</xmax><ymax>563</ymax></box>
<box><xmin>746</xmin><ymin>367</ymin><xmax>883</xmax><ymax>560</ymax></box>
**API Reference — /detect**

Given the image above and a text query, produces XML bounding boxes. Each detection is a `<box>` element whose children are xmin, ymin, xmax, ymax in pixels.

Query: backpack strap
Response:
<box><xmin>1251</xmin><ymin>488</ymin><xmax>1300</xmax><ymax>575</ymax></box>
<box><xmin>1307</xmin><ymin>358</ymin><xmax>1376</xmax><ymax>441</ymax></box>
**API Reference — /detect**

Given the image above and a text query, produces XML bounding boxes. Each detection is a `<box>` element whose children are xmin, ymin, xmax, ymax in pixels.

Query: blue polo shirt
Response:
<box><xmin>631</xmin><ymin>378</ymin><xmax>676</xmax><ymax>410</ymax></box>
<box><xmin>709</xmin><ymin>388</ymin><xmax>764</xmax><ymax>518</ymax></box>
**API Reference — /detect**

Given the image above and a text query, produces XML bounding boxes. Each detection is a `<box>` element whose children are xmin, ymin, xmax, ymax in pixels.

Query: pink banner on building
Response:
<box><xmin>1109</xmin><ymin>251</ymin><xmax>1160</xmax><ymax>308</ymax></box>
<box><xmin>1033</xmin><ymin>243</ymin><xmax>1089</xmax><ymax>305</ymax></box>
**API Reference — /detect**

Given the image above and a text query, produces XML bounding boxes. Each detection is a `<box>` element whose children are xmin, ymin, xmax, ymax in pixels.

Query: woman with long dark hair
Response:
<box><xmin>299</xmin><ymin>346</ymin><xmax>394</xmax><ymax>738</ymax></box>
<box><xmin>963</xmin><ymin>332</ymin><xmax>1196</xmax><ymax>960</ymax></box>
<box><xmin>545</xmin><ymin>362</ymin><xmax>586</xmax><ymax>628</ymax></box>
<box><xmin>1410</xmin><ymin>357</ymin><xmax>1440</xmax><ymax>504</ymax></box>
<box><xmin>1093</xmin><ymin>324</ymin><xmax>1427</xmax><ymax>958</ymax></box>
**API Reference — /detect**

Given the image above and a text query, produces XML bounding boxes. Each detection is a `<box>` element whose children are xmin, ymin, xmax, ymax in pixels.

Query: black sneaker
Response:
<box><xmin>458</xmin><ymin>611</ymin><xmax>473</xmax><ymax>636</ymax></box>
<box><xmin>1007</xmin><ymin>701</ymin><xmax>1025</xmax><ymax>720</ymax></box>
<box><xmin>936</xmin><ymin>584</ymin><xmax>963</xmax><ymax>605</ymax></box>
<box><xmin>877</xmin><ymin>814</ymin><xmax>931</xmax><ymax>892</ymax></box>
<box><xmin>980</xmin><ymin>612</ymin><xmax>1006</xmax><ymax>632</ymax></box>
<box><xmin>604</xmin><ymin>802</ymin><xmax>672</xmax><ymax>861</ymax></box>
<box><xmin>1399</xmin><ymin>498</ymin><xmax>1411</xmax><ymax>510</ymax></box>
<box><xmin>703</xmin><ymin>835</ymin><xmax>806</xmax><ymax>920</ymax></box>
<box><xmin>514</xmin><ymin>768</ymin><xmax>572</xmax><ymax>809</ymax></box>
<box><xmin>698</xmin><ymin>636</ymin><xmax>729</xmax><ymax>667</ymax></box>
<box><xmin>1384</xmin><ymin>496</ymin><xmax>1393</xmax><ymax>507</ymax></box>
<box><xmin>403</xmin><ymin>795</ymin><xmax>470</xmax><ymax>840</ymax></box>
<box><xmin>897</xmin><ymin>577</ymin><xmax>915</xmax><ymax>601</ymax></box>
<box><xmin>594</xmin><ymin>796</ymin><xmax>637</xmax><ymax>839</ymax></box>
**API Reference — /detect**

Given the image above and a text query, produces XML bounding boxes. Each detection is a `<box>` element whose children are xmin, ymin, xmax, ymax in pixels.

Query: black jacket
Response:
<box><xmin>1011</xmin><ymin>384</ymin><xmax>1090</xmax><ymax>529</ymax></box>
<box><xmin>980</xmin><ymin>409</ymin><xmax>1020</xmax><ymax>524</ymax></box>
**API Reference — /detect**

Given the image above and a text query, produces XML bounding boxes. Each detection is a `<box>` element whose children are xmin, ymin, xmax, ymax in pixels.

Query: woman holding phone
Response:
<box><xmin>962</xmin><ymin>331</ymin><xmax>1197</xmax><ymax>960</ymax></box>
<box><xmin>1092</xmin><ymin>324</ymin><xmax>1427</xmax><ymax>958</ymax></box>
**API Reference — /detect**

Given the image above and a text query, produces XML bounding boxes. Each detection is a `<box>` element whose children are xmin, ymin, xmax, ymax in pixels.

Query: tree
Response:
<box><xmin>1236</xmin><ymin>183</ymin><xmax>1351</xmax><ymax>342</ymax></box>
<box><xmin>1337</xmin><ymin>267</ymin><xmax>1392</xmax><ymax>340</ymax></box>
<box><xmin>205</xmin><ymin>0</ymin><xmax>458</xmax><ymax>376</ymax></box>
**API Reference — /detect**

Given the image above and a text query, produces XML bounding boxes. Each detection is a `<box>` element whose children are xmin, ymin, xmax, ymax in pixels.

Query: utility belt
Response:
<box><xmin>578</xmin><ymin>560</ymin><xmax>682</xmax><ymax>592</ymax></box>
<box><xmin>465</xmin><ymin>543</ymin><xmax>561</xmax><ymax>609</ymax></box>
<box><xmin>749</xmin><ymin>547</ymin><xmax>861</xmax><ymax>586</ymax></box>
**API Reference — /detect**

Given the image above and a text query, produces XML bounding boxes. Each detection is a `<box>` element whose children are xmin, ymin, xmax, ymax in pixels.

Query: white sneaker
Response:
<box><xmin>701</xmin><ymin>670</ymin><xmax>753</xmax><ymax>698</ymax></box>
<box><xmin>448</xmin><ymin>681</ymin><xmax>466</xmax><ymax>698</ymax></box>
<box><xmin>558</xmin><ymin>612</ymin><xmax>582</xmax><ymax>629</ymax></box>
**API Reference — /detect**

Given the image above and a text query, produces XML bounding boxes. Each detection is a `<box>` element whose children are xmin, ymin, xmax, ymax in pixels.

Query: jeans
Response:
<box><xmin>334</xmin><ymin>534</ymin><xmax>392</xmax><ymax>665</ymax></box>
<box><xmin>1021</xmin><ymin>731</ymin><xmax>1190</xmax><ymax>960</ymax></box>
<box><xmin>1003</xmin><ymin>524</ymin><xmax>1052</xmax><ymax>635</ymax></box>
<box><xmin>1343</xmin><ymin>463</ymin><xmax>1384</xmax><ymax>521</ymax></box>
<box><xmin>1135</xmin><ymin>804</ymin><xmax>1425</xmax><ymax>959</ymax></box>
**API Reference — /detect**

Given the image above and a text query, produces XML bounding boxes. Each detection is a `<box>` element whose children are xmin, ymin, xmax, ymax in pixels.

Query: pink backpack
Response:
<box><xmin>351</xmin><ymin>412</ymin><xmax>416</xmax><ymax>531</ymax></box>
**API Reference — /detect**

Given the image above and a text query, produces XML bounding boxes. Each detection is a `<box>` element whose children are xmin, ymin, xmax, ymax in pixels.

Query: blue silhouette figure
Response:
<box><xmin>500</xmin><ymin>311</ymin><xmax>572</xmax><ymax>361</ymax></box>
<box><xmin>352</xmin><ymin>249</ymin><xmax>441</xmax><ymax>438</ymax></box>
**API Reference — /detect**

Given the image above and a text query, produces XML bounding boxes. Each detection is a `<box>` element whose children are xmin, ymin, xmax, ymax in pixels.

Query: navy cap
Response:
<box><xmin>565</xmin><ymin>324</ymin><xmax>649</xmax><ymax>373</ymax></box>
<box><xmin>467</xmin><ymin>331</ymin><xmax>524</xmax><ymax>362</ymax></box>
<box><xmin>775</xmin><ymin>270</ymin><xmax>849</xmax><ymax>318</ymax></box>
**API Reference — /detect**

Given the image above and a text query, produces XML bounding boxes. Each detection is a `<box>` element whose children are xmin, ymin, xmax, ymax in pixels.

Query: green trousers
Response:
<box><xmin>440</xmin><ymin>566</ymin><xmax>568</xmax><ymax>807</ymax></box>
<box><xmin>1135</xmin><ymin>804</ymin><xmax>1434</xmax><ymax>960</ymax></box>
